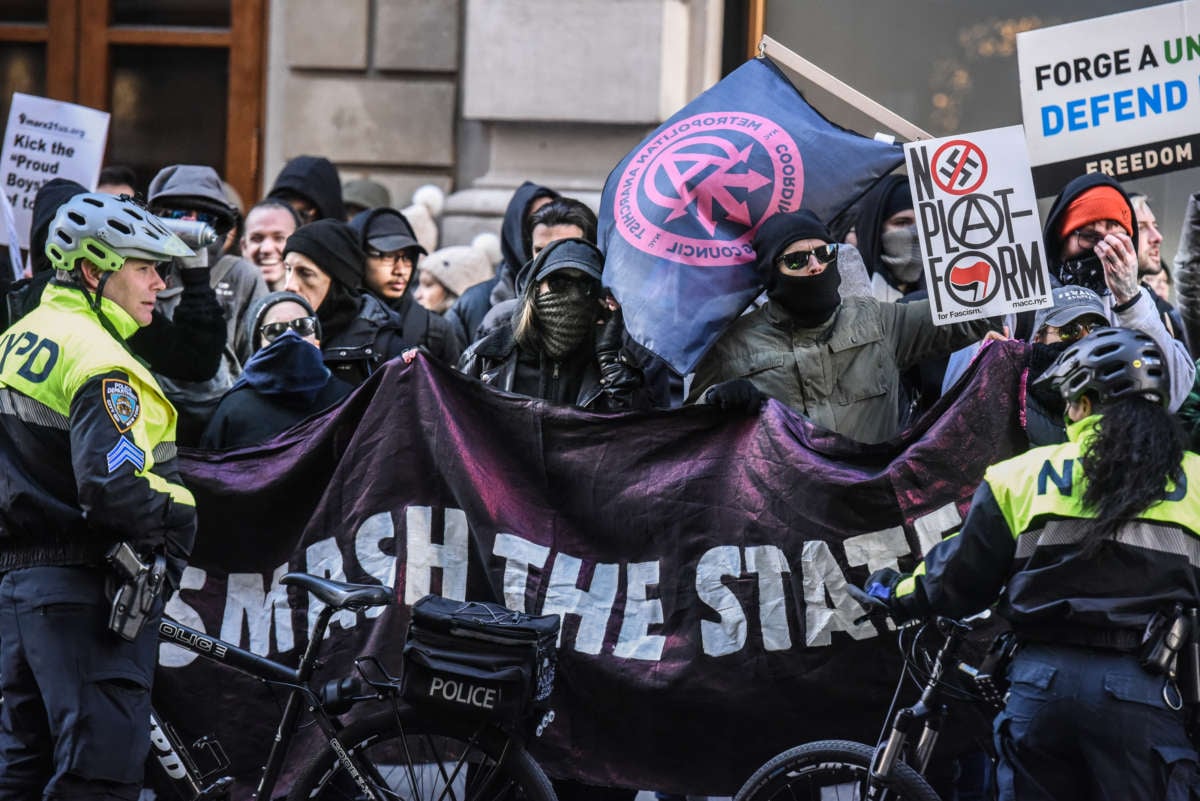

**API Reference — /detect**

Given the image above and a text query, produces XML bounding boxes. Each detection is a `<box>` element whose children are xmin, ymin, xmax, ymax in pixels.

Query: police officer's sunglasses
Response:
<box><xmin>777</xmin><ymin>243</ymin><xmax>839</xmax><ymax>270</ymax></box>
<box><xmin>260</xmin><ymin>316</ymin><xmax>321</xmax><ymax>343</ymax></box>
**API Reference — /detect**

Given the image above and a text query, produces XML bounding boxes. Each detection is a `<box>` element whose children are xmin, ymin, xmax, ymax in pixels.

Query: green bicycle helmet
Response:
<box><xmin>45</xmin><ymin>192</ymin><xmax>194</xmax><ymax>273</ymax></box>
<box><xmin>1034</xmin><ymin>326</ymin><xmax>1169</xmax><ymax>408</ymax></box>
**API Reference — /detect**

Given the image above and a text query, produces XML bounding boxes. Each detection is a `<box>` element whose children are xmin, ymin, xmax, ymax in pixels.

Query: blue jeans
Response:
<box><xmin>995</xmin><ymin>642</ymin><xmax>1199</xmax><ymax>801</ymax></box>
<box><xmin>0</xmin><ymin>566</ymin><xmax>160</xmax><ymax>801</ymax></box>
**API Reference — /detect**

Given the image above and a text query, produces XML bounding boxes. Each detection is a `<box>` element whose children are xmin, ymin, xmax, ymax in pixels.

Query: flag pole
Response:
<box><xmin>759</xmin><ymin>34</ymin><xmax>933</xmax><ymax>143</ymax></box>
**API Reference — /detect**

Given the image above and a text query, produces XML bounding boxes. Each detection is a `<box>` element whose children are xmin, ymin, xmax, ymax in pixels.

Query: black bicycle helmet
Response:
<box><xmin>1034</xmin><ymin>326</ymin><xmax>1169</xmax><ymax>407</ymax></box>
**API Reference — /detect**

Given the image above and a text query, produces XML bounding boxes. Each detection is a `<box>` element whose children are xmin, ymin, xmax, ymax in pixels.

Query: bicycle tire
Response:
<box><xmin>287</xmin><ymin>708</ymin><xmax>556</xmax><ymax>801</ymax></box>
<box><xmin>734</xmin><ymin>739</ymin><xmax>941</xmax><ymax>801</ymax></box>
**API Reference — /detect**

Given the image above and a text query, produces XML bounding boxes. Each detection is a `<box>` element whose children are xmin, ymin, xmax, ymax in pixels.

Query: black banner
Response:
<box><xmin>161</xmin><ymin>341</ymin><xmax>1031</xmax><ymax>795</ymax></box>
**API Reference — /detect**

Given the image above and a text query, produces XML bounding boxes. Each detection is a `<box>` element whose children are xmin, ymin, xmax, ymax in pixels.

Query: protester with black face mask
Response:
<box><xmin>1040</xmin><ymin>173</ymin><xmax>1194</xmax><ymax>411</ymax></box>
<box><xmin>199</xmin><ymin>291</ymin><xmax>353</xmax><ymax>449</ymax></box>
<box><xmin>854</xmin><ymin>174</ymin><xmax>923</xmax><ymax>301</ymax></box>
<box><xmin>1023</xmin><ymin>286</ymin><xmax>1110</xmax><ymax>446</ymax></box>
<box><xmin>458</xmin><ymin>237</ymin><xmax>653</xmax><ymax>411</ymax></box>
<box><xmin>689</xmin><ymin>210</ymin><xmax>990</xmax><ymax>444</ymax></box>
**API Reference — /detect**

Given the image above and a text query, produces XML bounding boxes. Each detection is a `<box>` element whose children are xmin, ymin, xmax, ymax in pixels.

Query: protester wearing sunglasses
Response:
<box><xmin>200</xmin><ymin>291</ymin><xmax>352</xmax><ymax>449</ymax></box>
<box><xmin>689</xmin><ymin>209</ymin><xmax>992</xmax><ymax>444</ymax></box>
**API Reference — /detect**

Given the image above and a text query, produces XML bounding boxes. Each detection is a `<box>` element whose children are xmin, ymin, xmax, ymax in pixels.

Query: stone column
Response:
<box><xmin>263</xmin><ymin>0</ymin><xmax>460</xmax><ymax>210</ymax></box>
<box><xmin>442</xmin><ymin>0</ymin><xmax>724</xmax><ymax>245</ymax></box>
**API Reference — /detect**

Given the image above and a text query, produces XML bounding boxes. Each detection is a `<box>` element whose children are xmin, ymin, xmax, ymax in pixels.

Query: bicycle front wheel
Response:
<box><xmin>287</xmin><ymin>708</ymin><xmax>556</xmax><ymax>801</ymax></box>
<box><xmin>734</xmin><ymin>739</ymin><xmax>941</xmax><ymax>801</ymax></box>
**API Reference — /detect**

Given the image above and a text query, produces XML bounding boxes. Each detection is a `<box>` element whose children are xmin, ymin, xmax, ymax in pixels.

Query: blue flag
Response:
<box><xmin>599</xmin><ymin>57</ymin><xmax>904</xmax><ymax>375</ymax></box>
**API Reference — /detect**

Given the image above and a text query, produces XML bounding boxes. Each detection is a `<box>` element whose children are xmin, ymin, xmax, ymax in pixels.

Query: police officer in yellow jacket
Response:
<box><xmin>862</xmin><ymin>327</ymin><xmax>1200</xmax><ymax>800</ymax></box>
<box><xmin>0</xmin><ymin>193</ymin><xmax>198</xmax><ymax>800</ymax></box>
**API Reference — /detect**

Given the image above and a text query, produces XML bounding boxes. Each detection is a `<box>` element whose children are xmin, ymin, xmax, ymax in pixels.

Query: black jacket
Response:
<box><xmin>897</xmin><ymin>416</ymin><xmax>1200</xmax><ymax>641</ymax></box>
<box><xmin>458</xmin><ymin>320</ymin><xmax>651</xmax><ymax>412</ymax></box>
<box><xmin>323</xmin><ymin>293</ymin><xmax>412</xmax><ymax>387</ymax></box>
<box><xmin>347</xmin><ymin>207</ymin><xmax>466</xmax><ymax>363</ymax></box>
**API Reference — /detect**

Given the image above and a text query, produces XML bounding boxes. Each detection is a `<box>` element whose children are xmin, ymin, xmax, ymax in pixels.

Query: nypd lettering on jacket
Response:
<box><xmin>1038</xmin><ymin>457</ymin><xmax>1187</xmax><ymax>500</ymax></box>
<box><xmin>0</xmin><ymin>331</ymin><xmax>59</xmax><ymax>383</ymax></box>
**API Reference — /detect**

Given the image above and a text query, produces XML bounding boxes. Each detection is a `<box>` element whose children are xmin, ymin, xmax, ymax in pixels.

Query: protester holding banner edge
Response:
<box><xmin>688</xmin><ymin>209</ymin><xmax>992</xmax><ymax>443</ymax></box>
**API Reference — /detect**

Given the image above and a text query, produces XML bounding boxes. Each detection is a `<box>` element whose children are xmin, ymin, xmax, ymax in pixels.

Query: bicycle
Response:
<box><xmin>734</xmin><ymin>616</ymin><xmax>997</xmax><ymax>801</ymax></box>
<box><xmin>146</xmin><ymin>572</ymin><xmax>557</xmax><ymax>801</ymax></box>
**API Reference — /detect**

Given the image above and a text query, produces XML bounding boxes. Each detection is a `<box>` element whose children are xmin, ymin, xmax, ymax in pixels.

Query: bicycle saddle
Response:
<box><xmin>281</xmin><ymin>573</ymin><xmax>396</xmax><ymax>610</ymax></box>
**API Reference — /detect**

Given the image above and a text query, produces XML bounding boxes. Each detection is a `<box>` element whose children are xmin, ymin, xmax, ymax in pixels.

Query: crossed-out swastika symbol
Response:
<box><xmin>931</xmin><ymin>139</ymin><xmax>988</xmax><ymax>196</ymax></box>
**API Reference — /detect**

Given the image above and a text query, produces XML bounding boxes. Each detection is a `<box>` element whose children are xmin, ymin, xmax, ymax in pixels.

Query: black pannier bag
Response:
<box><xmin>401</xmin><ymin>594</ymin><xmax>561</xmax><ymax>725</ymax></box>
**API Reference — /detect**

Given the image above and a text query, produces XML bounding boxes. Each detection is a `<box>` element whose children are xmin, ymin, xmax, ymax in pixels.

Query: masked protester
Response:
<box><xmin>199</xmin><ymin>291</ymin><xmax>353</xmax><ymax>449</ymax></box>
<box><xmin>689</xmin><ymin>210</ymin><xmax>990</xmax><ymax>443</ymax></box>
<box><xmin>1041</xmin><ymin>174</ymin><xmax>1194</xmax><ymax>410</ymax></box>
<box><xmin>1022</xmin><ymin>285</ymin><xmax>1111</xmax><ymax>446</ymax></box>
<box><xmin>458</xmin><ymin>238</ymin><xmax>650</xmax><ymax>411</ymax></box>
<box><xmin>854</xmin><ymin>175</ymin><xmax>923</xmax><ymax>302</ymax></box>
<box><xmin>282</xmin><ymin>219</ymin><xmax>411</xmax><ymax>387</ymax></box>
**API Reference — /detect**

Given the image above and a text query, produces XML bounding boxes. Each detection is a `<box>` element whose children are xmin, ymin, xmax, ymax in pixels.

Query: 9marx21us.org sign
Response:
<box><xmin>905</xmin><ymin>125</ymin><xmax>1052</xmax><ymax>325</ymax></box>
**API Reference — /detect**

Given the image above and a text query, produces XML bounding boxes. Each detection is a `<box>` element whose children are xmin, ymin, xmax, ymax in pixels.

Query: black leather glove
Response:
<box><xmin>702</xmin><ymin>379</ymin><xmax>766</xmax><ymax>414</ymax></box>
<box><xmin>594</xmin><ymin>306</ymin><xmax>625</xmax><ymax>369</ymax></box>
<box><xmin>594</xmin><ymin>306</ymin><xmax>644</xmax><ymax>392</ymax></box>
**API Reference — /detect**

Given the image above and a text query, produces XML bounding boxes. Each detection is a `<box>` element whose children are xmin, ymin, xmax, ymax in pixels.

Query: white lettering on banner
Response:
<box><xmin>159</xmin><ymin>507</ymin><xmax>955</xmax><ymax>666</ymax></box>
<box><xmin>696</xmin><ymin>545</ymin><xmax>794</xmax><ymax>657</ymax></box>
<box><xmin>305</xmin><ymin>537</ymin><xmax>357</xmax><ymax>636</ymax></box>
<box><xmin>842</xmin><ymin>527</ymin><xmax>911</xmax><ymax>573</ymax></box>
<box><xmin>355</xmin><ymin>512</ymin><xmax>399</xmax><ymax>617</ymax></box>
<box><xmin>542</xmin><ymin>553</ymin><xmax>619</xmax><ymax>654</ymax></box>
<box><xmin>404</xmin><ymin>506</ymin><xmax>469</xmax><ymax>605</ymax></box>
<box><xmin>159</xmin><ymin>566</ymin><xmax>208</xmax><ymax>667</ymax></box>
<box><xmin>494</xmin><ymin>533</ymin><xmax>551</xmax><ymax>611</ymax></box>
<box><xmin>746</xmin><ymin>545</ymin><xmax>792</xmax><ymax>652</ymax></box>
<box><xmin>1085</xmin><ymin>142</ymin><xmax>1194</xmax><ymax>176</ymax></box>
<box><xmin>911</xmin><ymin>503</ymin><xmax>964</xmax><ymax>556</ymax></box>
<box><xmin>802</xmin><ymin>541</ymin><xmax>876</xmax><ymax>647</ymax></box>
<box><xmin>428</xmin><ymin>677</ymin><xmax>498</xmax><ymax>709</ymax></box>
<box><xmin>697</xmin><ymin>546</ymin><xmax>746</xmax><ymax>657</ymax></box>
<box><xmin>221</xmin><ymin>563</ymin><xmax>293</xmax><ymax>656</ymax></box>
<box><xmin>614</xmin><ymin>561</ymin><xmax>666</xmax><ymax>660</ymax></box>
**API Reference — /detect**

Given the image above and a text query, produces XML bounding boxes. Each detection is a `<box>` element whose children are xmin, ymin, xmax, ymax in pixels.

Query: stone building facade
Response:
<box><xmin>265</xmin><ymin>0</ymin><xmax>725</xmax><ymax>245</ymax></box>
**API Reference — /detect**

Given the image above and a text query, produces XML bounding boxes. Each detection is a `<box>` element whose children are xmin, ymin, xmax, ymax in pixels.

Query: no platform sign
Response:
<box><xmin>905</xmin><ymin>125</ymin><xmax>1052</xmax><ymax>325</ymax></box>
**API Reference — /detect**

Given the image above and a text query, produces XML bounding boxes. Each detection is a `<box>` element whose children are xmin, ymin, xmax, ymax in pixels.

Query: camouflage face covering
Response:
<box><xmin>534</xmin><ymin>289</ymin><xmax>595</xmax><ymax>361</ymax></box>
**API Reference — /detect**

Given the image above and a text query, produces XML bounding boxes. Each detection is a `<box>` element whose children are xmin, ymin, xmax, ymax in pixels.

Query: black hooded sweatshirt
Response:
<box><xmin>446</xmin><ymin>181</ymin><xmax>559</xmax><ymax>344</ymax></box>
<box><xmin>267</xmin><ymin>155</ymin><xmax>345</xmax><ymax>221</ymax></box>
<box><xmin>347</xmin><ymin>207</ymin><xmax>463</xmax><ymax>364</ymax></box>
<box><xmin>1041</xmin><ymin>172</ymin><xmax>1139</xmax><ymax>270</ymax></box>
<box><xmin>1042</xmin><ymin>172</ymin><xmax>1189</xmax><ymax>354</ymax></box>
<box><xmin>853</xmin><ymin>173</ymin><xmax>911</xmax><ymax>288</ymax></box>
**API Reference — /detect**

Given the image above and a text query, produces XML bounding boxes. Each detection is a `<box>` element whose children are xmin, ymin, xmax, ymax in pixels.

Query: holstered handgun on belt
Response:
<box><xmin>106</xmin><ymin>541</ymin><xmax>166</xmax><ymax>642</ymax></box>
